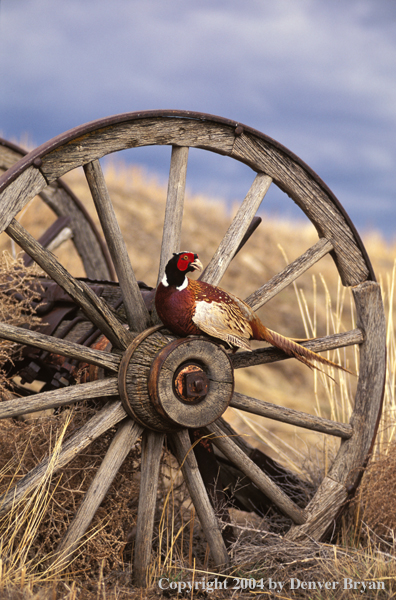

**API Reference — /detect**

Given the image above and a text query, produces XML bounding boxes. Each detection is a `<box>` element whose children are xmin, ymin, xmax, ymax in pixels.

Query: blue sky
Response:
<box><xmin>0</xmin><ymin>0</ymin><xmax>395</xmax><ymax>238</ymax></box>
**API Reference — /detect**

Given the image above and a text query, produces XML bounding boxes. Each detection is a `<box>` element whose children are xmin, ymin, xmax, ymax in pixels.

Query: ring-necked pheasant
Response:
<box><xmin>155</xmin><ymin>251</ymin><xmax>348</xmax><ymax>372</ymax></box>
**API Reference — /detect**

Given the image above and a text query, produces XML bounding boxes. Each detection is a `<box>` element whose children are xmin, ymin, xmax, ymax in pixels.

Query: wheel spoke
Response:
<box><xmin>45</xmin><ymin>226</ymin><xmax>73</xmax><ymax>253</ymax></box>
<box><xmin>39</xmin><ymin>180</ymin><xmax>116</xmax><ymax>280</ymax></box>
<box><xmin>133</xmin><ymin>430</ymin><xmax>165</xmax><ymax>586</ymax></box>
<box><xmin>230</xmin><ymin>392</ymin><xmax>352</xmax><ymax>439</ymax></box>
<box><xmin>0</xmin><ymin>378</ymin><xmax>119</xmax><ymax>419</ymax></box>
<box><xmin>233</xmin><ymin>215</ymin><xmax>262</xmax><ymax>257</ymax></box>
<box><xmin>0</xmin><ymin>401</ymin><xmax>127</xmax><ymax>516</ymax></box>
<box><xmin>205</xmin><ymin>422</ymin><xmax>306</xmax><ymax>524</ymax></box>
<box><xmin>245</xmin><ymin>238</ymin><xmax>334</xmax><ymax>311</ymax></box>
<box><xmin>23</xmin><ymin>216</ymin><xmax>72</xmax><ymax>266</ymax></box>
<box><xmin>215</xmin><ymin>416</ymin><xmax>254</xmax><ymax>455</ymax></box>
<box><xmin>200</xmin><ymin>173</ymin><xmax>272</xmax><ymax>286</ymax></box>
<box><xmin>84</xmin><ymin>160</ymin><xmax>149</xmax><ymax>332</ymax></box>
<box><xmin>215</xmin><ymin>418</ymin><xmax>313</xmax><ymax>511</ymax></box>
<box><xmin>157</xmin><ymin>146</ymin><xmax>189</xmax><ymax>286</ymax></box>
<box><xmin>171</xmin><ymin>429</ymin><xmax>229</xmax><ymax>568</ymax></box>
<box><xmin>0</xmin><ymin>321</ymin><xmax>120</xmax><ymax>372</ymax></box>
<box><xmin>6</xmin><ymin>218</ymin><xmax>132</xmax><ymax>349</ymax></box>
<box><xmin>55</xmin><ymin>419</ymin><xmax>143</xmax><ymax>569</ymax></box>
<box><xmin>231</xmin><ymin>329</ymin><xmax>364</xmax><ymax>369</ymax></box>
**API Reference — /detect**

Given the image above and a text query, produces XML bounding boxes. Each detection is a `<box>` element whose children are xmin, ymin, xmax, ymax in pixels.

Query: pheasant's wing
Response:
<box><xmin>192</xmin><ymin>299</ymin><xmax>253</xmax><ymax>351</ymax></box>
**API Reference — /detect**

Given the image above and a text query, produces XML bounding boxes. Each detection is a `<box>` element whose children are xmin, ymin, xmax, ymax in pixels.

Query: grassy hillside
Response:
<box><xmin>0</xmin><ymin>160</ymin><xmax>395</xmax><ymax>598</ymax></box>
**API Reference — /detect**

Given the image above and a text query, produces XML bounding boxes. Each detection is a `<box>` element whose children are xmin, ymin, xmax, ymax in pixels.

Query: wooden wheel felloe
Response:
<box><xmin>0</xmin><ymin>111</ymin><xmax>386</xmax><ymax>585</ymax></box>
<box><xmin>0</xmin><ymin>137</ymin><xmax>114</xmax><ymax>279</ymax></box>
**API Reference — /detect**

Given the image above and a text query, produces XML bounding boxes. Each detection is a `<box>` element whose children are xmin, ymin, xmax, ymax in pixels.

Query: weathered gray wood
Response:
<box><xmin>231</xmin><ymin>132</ymin><xmax>370</xmax><ymax>285</ymax></box>
<box><xmin>84</xmin><ymin>160</ymin><xmax>149</xmax><ymax>332</ymax></box>
<box><xmin>234</xmin><ymin>216</ymin><xmax>262</xmax><ymax>257</ymax></box>
<box><xmin>39</xmin><ymin>119</ymin><xmax>236</xmax><ymax>182</ymax></box>
<box><xmin>0</xmin><ymin>321</ymin><xmax>120</xmax><ymax>371</ymax></box>
<box><xmin>231</xmin><ymin>329</ymin><xmax>364</xmax><ymax>369</ymax></box>
<box><xmin>201</xmin><ymin>173</ymin><xmax>272</xmax><ymax>286</ymax></box>
<box><xmin>215</xmin><ymin>417</ymin><xmax>313</xmax><ymax>513</ymax></box>
<box><xmin>0</xmin><ymin>166</ymin><xmax>46</xmax><ymax>233</ymax></box>
<box><xmin>327</xmin><ymin>281</ymin><xmax>386</xmax><ymax>487</ymax></box>
<box><xmin>245</xmin><ymin>238</ymin><xmax>334</xmax><ymax>311</ymax></box>
<box><xmin>0</xmin><ymin>378</ymin><xmax>119</xmax><ymax>419</ymax></box>
<box><xmin>157</xmin><ymin>146</ymin><xmax>189</xmax><ymax>286</ymax></box>
<box><xmin>118</xmin><ymin>329</ymin><xmax>175</xmax><ymax>431</ymax></box>
<box><xmin>55</xmin><ymin>419</ymin><xmax>142</xmax><ymax>569</ymax></box>
<box><xmin>172</xmin><ymin>429</ymin><xmax>229</xmax><ymax>568</ymax></box>
<box><xmin>0</xmin><ymin>139</ymin><xmax>113</xmax><ymax>279</ymax></box>
<box><xmin>45</xmin><ymin>225</ymin><xmax>73</xmax><ymax>251</ymax></box>
<box><xmin>287</xmin><ymin>476</ymin><xmax>348</xmax><ymax>542</ymax></box>
<box><xmin>148</xmin><ymin>338</ymin><xmax>233</xmax><ymax>429</ymax></box>
<box><xmin>133</xmin><ymin>431</ymin><xmax>165</xmax><ymax>587</ymax></box>
<box><xmin>216</xmin><ymin>417</ymin><xmax>254</xmax><ymax>456</ymax></box>
<box><xmin>0</xmin><ymin>143</ymin><xmax>23</xmax><ymax>170</ymax></box>
<box><xmin>0</xmin><ymin>401</ymin><xmax>127</xmax><ymax>516</ymax></box>
<box><xmin>230</xmin><ymin>392</ymin><xmax>352</xmax><ymax>438</ymax></box>
<box><xmin>6</xmin><ymin>218</ymin><xmax>132</xmax><ymax>350</ymax></box>
<box><xmin>205</xmin><ymin>422</ymin><xmax>306</xmax><ymax>525</ymax></box>
<box><xmin>40</xmin><ymin>184</ymin><xmax>113</xmax><ymax>280</ymax></box>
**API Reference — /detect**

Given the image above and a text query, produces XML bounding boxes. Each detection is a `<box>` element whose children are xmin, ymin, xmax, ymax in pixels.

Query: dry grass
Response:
<box><xmin>0</xmin><ymin>160</ymin><xmax>395</xmax><ymax>597</ymax></box>
<box><xmin>0</xmin><ymin>252</ymin><xmax>43</xmax><ymax>395</ymax></box>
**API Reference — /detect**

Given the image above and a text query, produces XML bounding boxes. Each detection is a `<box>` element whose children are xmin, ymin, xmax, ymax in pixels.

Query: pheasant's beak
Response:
<box><xmin>190</xmin><ymin>258</ymin><xmax>203</xmax><ymax>272</ymax></box>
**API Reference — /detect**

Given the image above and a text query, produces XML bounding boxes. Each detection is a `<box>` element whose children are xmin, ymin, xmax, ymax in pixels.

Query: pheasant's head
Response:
<box><xmin>162</xmin><ymin>251</ymin><xmax>203</xmax><ymax>288</ymax></box>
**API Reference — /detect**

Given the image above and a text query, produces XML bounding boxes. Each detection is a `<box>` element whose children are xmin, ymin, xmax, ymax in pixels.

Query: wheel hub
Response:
<box><xmin>118</xmin><ymin>327</ymin><xmax>234</xmax><ymax>431</ymax></box>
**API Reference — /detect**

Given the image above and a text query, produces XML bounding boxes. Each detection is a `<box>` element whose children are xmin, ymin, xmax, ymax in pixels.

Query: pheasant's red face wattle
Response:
<box><xmin>177</xmin><ymin>252</ymin><xmax>196</xmax><ymax>271</ymax></box>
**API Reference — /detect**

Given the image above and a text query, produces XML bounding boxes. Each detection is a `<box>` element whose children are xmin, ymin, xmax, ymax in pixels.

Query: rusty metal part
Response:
<box><xmin>88</xmin><ymin>334</ymin><xmax>112</xmax><ymax>382</ymax></box>
<box><xmin>173</xmin><ymin>363</ymin><xmax>209</xmax><ymax>404</ymax></box>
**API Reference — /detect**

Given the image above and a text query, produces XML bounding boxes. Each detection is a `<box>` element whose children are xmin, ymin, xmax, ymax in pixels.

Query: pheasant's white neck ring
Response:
<box><xmin>176</xmin><ymin>278</ymin><xmax>188</xmax><ymax>291</ymax></box>
<box><xmin>161</xmin><ymin>273</ymin><xmax>188</xmax><ymax>291</ymax></box>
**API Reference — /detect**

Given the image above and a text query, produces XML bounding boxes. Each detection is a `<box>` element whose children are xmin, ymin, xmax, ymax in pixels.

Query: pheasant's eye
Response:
<box><xmin>183</xmin><ymin>256</ymin><xmax>188</xmax><ymax>260</ymax></box>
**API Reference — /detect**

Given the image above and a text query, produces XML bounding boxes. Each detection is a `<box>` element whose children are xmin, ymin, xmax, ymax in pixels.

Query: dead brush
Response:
<box><xmin>228</xmin><ymin>532</ymin><xmax>396</xmax><ymax>599</ymax></box>
<box><xmin>354</xmin><ymin>441</ymin><xmax>396</xmax><ymax>544</ymax></box>
<box><xmin>0</xmin><ymin>251</ymin><xmax>43</xmax><ymax>395</ymax></box>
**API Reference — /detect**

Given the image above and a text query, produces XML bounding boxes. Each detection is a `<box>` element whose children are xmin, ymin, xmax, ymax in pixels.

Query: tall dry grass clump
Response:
<box><xmin>0</xmin><ymin>160</ymin><xmax>395</xmax><ymax>597</ymax></box>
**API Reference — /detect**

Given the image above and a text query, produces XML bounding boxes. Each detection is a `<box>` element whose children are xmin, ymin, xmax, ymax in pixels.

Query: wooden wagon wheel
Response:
<box><xmin>0</xmin><ymin>137</ymin><xmax>114</xmax><ymax>279</ymax></box>
<box><xmin>0</xmin><ymin>111</ymin><xmax>386</xmax><ymax>585</ymax></box>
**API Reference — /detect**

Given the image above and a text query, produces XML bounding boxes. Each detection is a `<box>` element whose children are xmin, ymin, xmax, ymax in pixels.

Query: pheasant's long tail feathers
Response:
<box><xmin>258</xmin><ymin>326</ymin><xmax>352</xmax><ymax>375</ymax></box>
